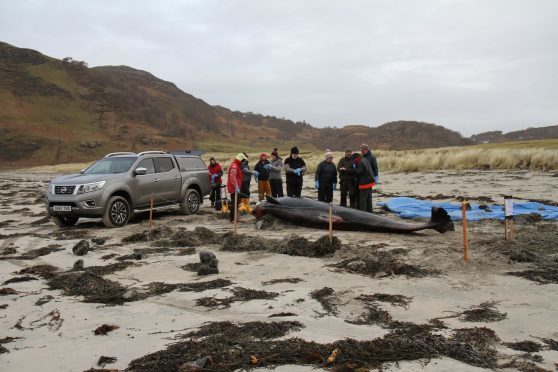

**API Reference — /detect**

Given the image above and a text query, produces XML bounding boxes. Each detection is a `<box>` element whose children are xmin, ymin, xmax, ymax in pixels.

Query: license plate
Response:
<box><xmin>53</xmin><ymin>205</ymin><xmax>72</xmax><ymax>212</ymax></box>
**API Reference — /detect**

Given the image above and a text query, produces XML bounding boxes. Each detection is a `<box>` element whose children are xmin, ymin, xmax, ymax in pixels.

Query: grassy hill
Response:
<box><xmin>2</xmin><ymin>41</ymin><xmax>555</xmax><ymax>169</ymax></box>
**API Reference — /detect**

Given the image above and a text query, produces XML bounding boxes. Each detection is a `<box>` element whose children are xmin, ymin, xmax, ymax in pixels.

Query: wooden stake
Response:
<box><xmin>504</xmin><ymin>196</ymin><xmax>514</xmax><ymax>240</ymax></box>
<box><xmin>329</xmin><ymin>203</ymin><xmax>333</xmax><ymax>243</ymax></box>
<box><xmin>461</xmin><ymin>201</ymin><xmax>469</xmax><ymax>262</ymax></box>
<box><xmin>149</xmin><ymin>193</ymin><xmax>154</xmax><ymax>229</ymax></box>
<box><xmin>234</xmin><ymin>192</ymin><xmax>238</xmax><ymax>237</ymax></box>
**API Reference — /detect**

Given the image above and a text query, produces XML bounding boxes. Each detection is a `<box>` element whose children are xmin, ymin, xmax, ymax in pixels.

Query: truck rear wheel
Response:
<box><xmin>180</xmin><ymin>189</ymin><xmax>200</xmax><ymax>215</ymax></box>
<box><xmin>52</xmin><ymin>215</ymin><xmax>79</xmax><ymax>227</ymax></box>
<box><xmin>103</xmin><ymin>196</ymin><xmax>131</xmax><ymax>227</ymax></box>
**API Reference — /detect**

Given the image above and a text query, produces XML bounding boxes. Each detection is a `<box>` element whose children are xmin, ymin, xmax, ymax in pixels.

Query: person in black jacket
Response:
<box><xmin>337</xmin><ymin>148</ymin><xmax>356</xmax><ymax>208</ymax></box>
<box><xmin>360</xmin><ymin>144</ymin><xmax>379</xmax><ymax>212</ymax></box>
<box><xmin>315</xmin><ymin>151</ymin><xmax>337</xmax><ymax>203</ymax></box>
<box><xmin>254</xmin><ymin>153</ymin><xmax>271</xmax><ymax>201</ymax></box>
<box><xmin>284</xmin><ymin>146</ymin><xmax>306</xmax><ymax>197</ymax></box>
<box><xmin>353</xmin><ymin>153</ymin><xmax>374</xmax><ymax>212</ymax></box>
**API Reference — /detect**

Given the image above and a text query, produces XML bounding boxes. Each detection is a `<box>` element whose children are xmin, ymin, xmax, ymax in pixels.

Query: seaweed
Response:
<box><xmin>262</xmin><ymin>278</ymin><xmax>304</xmax><ymax>286</ymax></box>
<box><xmin>196</xmin><ymin>287</ymin><xmax>279</xmax><ymax>309</ymax></box>
<box><xmin>459</xmin><ymin>301</ymin><xmax>507</xmax><ymax>322</ymax></box>
<box><xmin>126</xmin><ymin>320</ymin><xmax>500</xmax><ymax>371</ymax></box>
<box><xmin>329</xmin><ymin>253</ymin><xmax>437</xmax><ymax>278</ymax></box>
<box><xmin>504</xmin><ymin>340</ymin><xmax>543</xmax><ymax>352</ymax></box>
<box><xmin>310</xmin><ymin>287</ymin><xmax>337</xmax><ymax>315</ymax></box>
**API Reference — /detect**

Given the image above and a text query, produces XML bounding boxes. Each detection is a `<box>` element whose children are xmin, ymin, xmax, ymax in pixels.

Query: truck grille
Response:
<box><xmin>54</xmin><ymin>186</ymin><xmax>76</xmax><ymax>195</ymax></box>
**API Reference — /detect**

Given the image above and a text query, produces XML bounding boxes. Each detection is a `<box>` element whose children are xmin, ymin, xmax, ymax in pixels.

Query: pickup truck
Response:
<box><xmin>45</xmin><ymin>151</ymin><xmax>211</xmax><ymax>227</ymax></box>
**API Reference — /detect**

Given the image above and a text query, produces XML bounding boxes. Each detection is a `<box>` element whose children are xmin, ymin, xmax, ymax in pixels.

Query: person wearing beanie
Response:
<box><xmin>315</xmin><ymin>151</ymin><xmax>337</xmax><ymax>203</ymax></box>
<box><xmin>337</xmin><ymin>148</ymin><xmax>356</xmax><ymax>208</ymax></box>
<box><xmin>352</xmin><ymin>152</ymin><xmax>374</xmax><ymax>212</ymax></box>
<box><xmin>254</xmin><ymin>153</ymin><xmax>272</xmax><ymax>201</ymax></box>
<box><xmin>227</xmin><ymin>153</ymin><xmax>246</xmax><ymax>222</ymax></box>
<box><xmin>268</xmin><ymin>149</ymin><xmax>284</xmax><ymax>197</ymax></box>
<box><xmin>284</xmin><ymin>146</ymin><xmax>306</xmax><ymax>197</ymax></box>
<box><xmin>208</xmin><ymin>157</ymin><xmax>223</xmax><ymax>207</ymax></box>
<box><xmin>360</xmin><ymin>143</ymin><xmax>379</xmax><ymax>212</ymax></box>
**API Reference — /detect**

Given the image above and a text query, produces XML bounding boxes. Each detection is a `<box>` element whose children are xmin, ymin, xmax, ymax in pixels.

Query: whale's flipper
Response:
<box><xmin>265</xmin><ymin>195</ymin><xmax>282</xmax><ymax>205</ymax></box>
<box><xmin>431</xmin><ymin>207</ymin><xmax>454</xmax><ymax>233</ymax></box>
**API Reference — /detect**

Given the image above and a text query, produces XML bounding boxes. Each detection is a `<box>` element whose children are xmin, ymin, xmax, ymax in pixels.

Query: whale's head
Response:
<box><xmin>252</xmin><ymin>202</ymin><xmax>266</xmax><ymax>219</ymax></box>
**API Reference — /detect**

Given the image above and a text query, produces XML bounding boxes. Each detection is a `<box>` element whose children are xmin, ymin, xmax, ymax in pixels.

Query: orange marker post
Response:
<box><xmin>149</xmin><ymin>193</ymin><xmax>154</xmax><ymax>229</ymax></box>
<box><xmin>461</xmin><ymin>201</ymin><xmax>469</xmax><ymax>262</ymax></box>
<box><xmin>329</xmin><ymin>203</ymin><xmax>333</xmax><ymax>243</ymax></box>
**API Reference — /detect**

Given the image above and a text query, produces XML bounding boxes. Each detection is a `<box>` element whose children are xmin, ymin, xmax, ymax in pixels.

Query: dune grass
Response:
<box><xmin>17</xmin><ymin>140</ymin><xmax>558</xmax><ymax>174</ymax></box>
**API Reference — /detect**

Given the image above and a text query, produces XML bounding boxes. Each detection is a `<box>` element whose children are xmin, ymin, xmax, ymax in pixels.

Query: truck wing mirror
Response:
<box><xmin>134</xmin><ymin>167</ymin><xmax>148</xmax><ymax>176</ymax></box>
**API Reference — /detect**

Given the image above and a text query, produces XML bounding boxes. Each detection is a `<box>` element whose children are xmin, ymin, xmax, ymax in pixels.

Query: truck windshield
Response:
<box><xmin>84</xmin><ymin>157</ymin><xmax>136</xmax><ymax>175</ymax></box>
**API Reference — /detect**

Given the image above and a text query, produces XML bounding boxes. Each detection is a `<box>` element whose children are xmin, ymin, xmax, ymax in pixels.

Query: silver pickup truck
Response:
<box><xmin>45</xmin><ymin>151</ymin><xmax>211</xmax><ymax>227</ymax></box>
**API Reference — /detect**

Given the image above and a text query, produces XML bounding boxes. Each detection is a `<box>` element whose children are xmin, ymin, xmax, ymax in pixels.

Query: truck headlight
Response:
<box><xmin>48</xmin><ymin>183</ymin><xmax>55</xmax><ymax>194</ymax></box>
<box><xmin>77</xmin><ymin>181</ymin><xmax>106</xmax><ymax>194</ymax></box>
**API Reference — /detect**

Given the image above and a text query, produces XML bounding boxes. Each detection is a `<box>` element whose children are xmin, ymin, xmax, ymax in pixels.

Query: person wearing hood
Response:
<box><xmin>315</xmin><ymin>151</ymin><xmax>337</xmax><ymax>203</ymax></box>
<box><xmin>268</xmin><ymin>149</ymin><xmax>284</xmax><ymax>197</ymax></box>
<box><xmin>207</xmin><ymin>157</ymin><xmax>223</xmax><ymax>207</ymax></box>
<box><xmin>227</xmin><ymin>153</ymin><xmax>246</xmax><ymax>222</ymax></box>
<box><xmin>254</xmin><ymin>153</ymin><xmax>272</xmax><ymax>201</ymax></box>
<box><xmin>283</xmin><ymin>146</ymin><xmax>306</xmax><ymax>197</ymax></box>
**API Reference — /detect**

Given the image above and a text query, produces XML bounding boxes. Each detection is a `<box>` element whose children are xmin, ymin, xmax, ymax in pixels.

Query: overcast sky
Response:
<box><xmin>2</xmin><ymin>0</ymin><xmax>557</xmax><ymax>136</ymax></box>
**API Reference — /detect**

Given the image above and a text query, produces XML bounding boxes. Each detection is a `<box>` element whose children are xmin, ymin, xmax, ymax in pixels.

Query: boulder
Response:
<box><xmin>72</xmin><ymin>240</ymin><xmax>90</xmax><ymax>256</ymax></box>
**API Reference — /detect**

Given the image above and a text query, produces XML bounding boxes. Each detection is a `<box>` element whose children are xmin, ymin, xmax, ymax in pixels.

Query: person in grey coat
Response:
<box><xmin>268</xmin><ymin>149</ymin><xmax>284</xmax><ymax>198</ymax></box>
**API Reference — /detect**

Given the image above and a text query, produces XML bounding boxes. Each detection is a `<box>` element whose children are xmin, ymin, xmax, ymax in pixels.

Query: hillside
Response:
<box><xmin>312</xmin><ymin>121</ymin><xmax>473</xmax><ymax>150</ymax></box>
<box><xmin>0</xmin><ymin>41</ymin><xmax>315</xmax><ymax>167</ymax></box>
<box><xmin>1</xmin><ymin>41</ymin><xmax>554</xmax><ymax>168</ymax></box>
<box><xmin>471</xmin><ymin>125</ymin><xmax>558</xmax><ymax>143</ymax></box>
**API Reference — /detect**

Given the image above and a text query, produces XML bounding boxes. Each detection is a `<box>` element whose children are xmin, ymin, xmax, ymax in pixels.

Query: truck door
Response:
<box><xmin>154</xmin><ymin>157</ymin><xmax>181</xmax><ymax>203</ymax></box>
<box><xmin>131</xmin><ymin>158</ymin><xmax>157</xmax><ymax>208</ymax></box>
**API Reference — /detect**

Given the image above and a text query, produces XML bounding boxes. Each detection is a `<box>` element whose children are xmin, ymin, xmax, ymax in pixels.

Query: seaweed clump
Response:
<box><xmin>47</xmin><ymin>271</ymin><xmax>128</xmax><ymax>305</ymax></box>
<box><xmin>222</xmin><ymin>233</ymin><xmax>341</xmax><ymax>257</ymax></box>
<box><xmin>459</xmin><ymin>301</ymin><xmax>507</xmax><ymax>323</ymax></box>
<box><xmin>310</xmin><ymin>287</ymin><xmax>338</xmax><ymax>315</ymax></box>
<box><xmin>329</xmin><ymin>252</ymin><xmax>437</xmax><ymax>278</ymax></box>
<box><xmin>504</xmin><ymin>340</ymin><xmax>543</xmax><ymax>352</ymax></box>
<box><xmin>126</xmin><ymin>319</ymin><xmax>500</xmax><ymax>371</ymax></box>
<box><xmin>196</xmin><ymin>287</ymin><xmax>279</xmax><ymax>309</ymax></box>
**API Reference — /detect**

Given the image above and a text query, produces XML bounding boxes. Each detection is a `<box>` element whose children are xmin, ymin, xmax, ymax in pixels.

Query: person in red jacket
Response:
<box><xmin>208</xmin><ymin>157</ymin><xmax>223</xmax><ymax>207</ymax></box>
<box><xmin>227</xmin><ymin>153</ymin><xmax>246</xmax><ymax>222</ymax></box>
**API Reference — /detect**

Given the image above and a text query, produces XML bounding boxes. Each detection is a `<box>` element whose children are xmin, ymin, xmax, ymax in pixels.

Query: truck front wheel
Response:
<box><xmin>180</xmin><ymin>189</ymin><xmax>200</xmax><ymax>215</ymax></box>
<box><xmin>103</xmin><ymin>196</ymin><xmax>131</xmax><ymax>227</ymax></box>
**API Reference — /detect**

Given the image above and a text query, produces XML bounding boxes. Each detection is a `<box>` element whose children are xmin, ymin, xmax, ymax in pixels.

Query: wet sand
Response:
<box><xmin>0</xmin><ymin>170</ymin><xmax>557</xmax><ymax>371</ymax></box>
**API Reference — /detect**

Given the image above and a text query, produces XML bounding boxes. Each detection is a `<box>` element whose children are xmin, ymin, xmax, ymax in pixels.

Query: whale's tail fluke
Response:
<box><xmin>431</xmin><ymin>207</ymin><xmax>454</xmax><ymax>233</ymax></box>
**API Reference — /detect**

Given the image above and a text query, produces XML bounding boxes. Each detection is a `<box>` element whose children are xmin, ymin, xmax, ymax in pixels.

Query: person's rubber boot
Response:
<box><xmin>238</xmin><ymin>198</ymin><xmax>249</xmax><ymax>213</ymax></box>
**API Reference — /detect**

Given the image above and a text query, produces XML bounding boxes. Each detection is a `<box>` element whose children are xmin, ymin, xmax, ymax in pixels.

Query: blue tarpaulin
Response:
<box><xmin>377</xmin><ymin>197</ymin><xmax>558</xmax><ymax>221</ymax></box>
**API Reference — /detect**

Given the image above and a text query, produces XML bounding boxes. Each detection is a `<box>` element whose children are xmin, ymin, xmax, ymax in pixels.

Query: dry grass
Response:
<box><xmin>17</xmin><ymin>140</ymin><xmax>558</xmax><ymax>174</ymax></box>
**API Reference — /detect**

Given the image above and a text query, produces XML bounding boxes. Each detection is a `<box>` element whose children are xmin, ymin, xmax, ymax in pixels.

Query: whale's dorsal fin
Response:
<box><xmin>265</xmin><ymin>195</ymin><xmax>282</xmax><ymax>205</ymax></box>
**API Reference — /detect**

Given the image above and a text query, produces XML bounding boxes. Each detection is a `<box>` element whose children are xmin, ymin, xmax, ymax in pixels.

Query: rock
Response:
<box><xmin>72</xmin><ymin>240</ymin><xmax>89</xmax><ymax>256</ymax></box>
<box><xmin>91</xmin><ymin>237</ymin><xmax>106</xmax><ymax>245</ymax></box>
<box><xmin>208</xmin><ymin>257</ymin><xmax>219</xmax><ymax>268</ymax></box>
<box><xmin>199</xmin><ymin>251</ymin><xmax>216</xmax><ymax>264</ymax></box>
<box><xmin>347</xmin><ymin>260</ymin><xmax>367</xmax><ymax>272</ymax></box>
<box><xmin>123</xmin><ymin>290</ymin><xmax>137</xmax><ymax>300</ymax></box>
<box><xmin>198</xmin><ymin>265</ymin><xmax>219</xmax><ymax>276</ymax></box>
<box><xmin>132</xmin><ymin>252</ymin><xmax>143</xmax><ymax>260</ymax></box>
<box><xmin>73</xmin><ymin>259</ymin><xmax>84</xmax><ymax>270</ymax></box>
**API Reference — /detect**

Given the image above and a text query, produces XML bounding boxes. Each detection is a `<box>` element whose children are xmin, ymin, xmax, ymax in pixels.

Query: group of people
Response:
<box><xmin>207</xmin><ymin>144</ymin><xmax>378</xmax><ymax>222</ymax></box>
<box><xmin>315</xmin><ymin>144</ymin><xmax>379</xmax><ymax>213</ymax></box>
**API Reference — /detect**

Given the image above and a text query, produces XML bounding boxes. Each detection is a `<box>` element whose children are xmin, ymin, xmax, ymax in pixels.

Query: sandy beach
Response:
<box><xmin>1</xmin><ymin>169</ymin><xmax>557</xmax><ymax>371</ymax></box>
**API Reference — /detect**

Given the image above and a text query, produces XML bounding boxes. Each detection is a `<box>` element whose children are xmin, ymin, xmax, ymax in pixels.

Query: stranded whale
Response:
<box><xmin>253</xmin><ymin>196</ymin><xmax>454</xmax><ymax>233</ymax></box>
